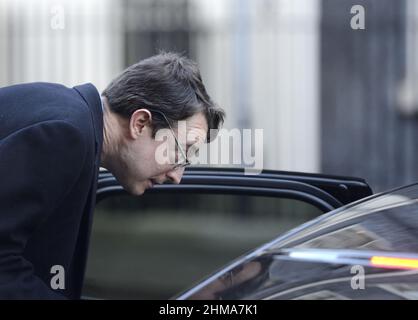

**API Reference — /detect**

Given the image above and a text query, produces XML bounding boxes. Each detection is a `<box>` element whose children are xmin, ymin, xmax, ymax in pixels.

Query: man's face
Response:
<box><xmin>112</xmin><ymin>111</ymin><xmax>208</xmax><ymax>196</ymax></box>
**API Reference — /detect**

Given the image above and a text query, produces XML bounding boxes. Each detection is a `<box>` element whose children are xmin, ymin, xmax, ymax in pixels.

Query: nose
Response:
<box><xmin>166</xmin><ymin>167</ymin><xmax>185</xmax><ymax>184</ymax></box>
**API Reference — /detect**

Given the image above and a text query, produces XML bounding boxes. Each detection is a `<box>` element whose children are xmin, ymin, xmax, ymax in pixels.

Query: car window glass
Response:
<box><xmin>83</xmin><ymin>192</ymin><xmax>322</xmax><ymax>299</ymax></box>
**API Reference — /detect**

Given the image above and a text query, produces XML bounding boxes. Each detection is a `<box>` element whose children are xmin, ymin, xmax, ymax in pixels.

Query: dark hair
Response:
<box><xmin>102</xmin><ymin>52</ymin><xmax>225</xmax><ymax>142</ymax></box>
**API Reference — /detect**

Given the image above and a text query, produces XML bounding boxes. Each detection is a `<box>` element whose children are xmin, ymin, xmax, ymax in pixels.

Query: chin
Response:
<box><xmin>131</xmin><ymin>184</ymin><xmax>147</xmax><ymax>196</ymax></box>
<box><xmin>120</xmin><ymin>180</ymin><xmax>147</xmax><ymax>196</ymax></box>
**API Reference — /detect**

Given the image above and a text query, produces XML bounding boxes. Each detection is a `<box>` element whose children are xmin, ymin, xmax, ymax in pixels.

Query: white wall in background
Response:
<box><xmin>0</xmin><ymin>0</ymin><xmax>10</xmax><ymax>86</ymax></box>
<box><xmin>191</xmin><ymin>0</ymin><xmax>321</xmax><ymax>173</ymax></box>
<box><xmin>0</xmin><ymin>0</ymin><xmax>320</xmax><ymax>173</ymax></box>
<box><xmin>0</xmin><ymin>0</ymin><xmax>123</xmax><ymax>92</ymax></box>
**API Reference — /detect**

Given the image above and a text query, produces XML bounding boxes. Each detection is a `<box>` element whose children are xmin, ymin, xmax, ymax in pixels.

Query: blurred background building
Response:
<box><xmin>2</xmin><ymin>0</ymin><xmax>416</xmax><ymax>192</ymax></box>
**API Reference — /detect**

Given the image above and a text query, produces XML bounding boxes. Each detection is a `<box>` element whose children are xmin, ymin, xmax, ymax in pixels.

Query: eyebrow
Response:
<box><xmin>185</xmin><ymin>140</ymin><xmax>201</xmax><ymax>154</ymax></box>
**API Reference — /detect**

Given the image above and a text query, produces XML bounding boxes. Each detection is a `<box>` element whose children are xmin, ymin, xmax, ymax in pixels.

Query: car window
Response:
<box><xmin>82</xmin><ymin>192</ymin><xmax>322</xmax><ymax>299</ymax></box>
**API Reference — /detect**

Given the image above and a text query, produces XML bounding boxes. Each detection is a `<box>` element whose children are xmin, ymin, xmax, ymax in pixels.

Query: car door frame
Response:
<box><xmin>96</xmin><ymin>167</ymin><xmax>373</xmax><ymax>214</ymax></box>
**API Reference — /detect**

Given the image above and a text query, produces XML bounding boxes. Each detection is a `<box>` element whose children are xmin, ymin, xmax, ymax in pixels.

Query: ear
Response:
<box><xmin>129</xmin><ymin>109</ymin><xmax>152</xmax><ymax>139</ymax></box>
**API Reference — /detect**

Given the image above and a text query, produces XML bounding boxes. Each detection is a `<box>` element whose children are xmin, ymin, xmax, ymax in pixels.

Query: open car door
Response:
<box><xmin>83</xmin><ymin>167</ymin><xmax>372</xmax><ymax>299</ymax></box>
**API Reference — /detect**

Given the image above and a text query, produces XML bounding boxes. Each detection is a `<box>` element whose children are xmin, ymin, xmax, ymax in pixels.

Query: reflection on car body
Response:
<box><xmin>176</xmin><ymin>183</ymin><xmax>418</xmax><ymax>300</ymax></box>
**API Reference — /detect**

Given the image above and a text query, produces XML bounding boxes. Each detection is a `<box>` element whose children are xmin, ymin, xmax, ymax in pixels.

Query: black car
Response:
<box><xmin>83</xmin><ymin>167</ymin><xmax>418</xmax><ymax>300</ymax></box>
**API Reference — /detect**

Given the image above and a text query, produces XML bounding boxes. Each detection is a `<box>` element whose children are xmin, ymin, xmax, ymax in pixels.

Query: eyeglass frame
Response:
<box><xmin>149</xmin><ymin>109</ymin><xmax>191</xmax><ymax>169</ymax></box>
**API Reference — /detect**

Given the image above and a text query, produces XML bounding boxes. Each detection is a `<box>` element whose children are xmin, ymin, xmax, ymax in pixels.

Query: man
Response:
<box><xmin>0</xmin><ymin>52</ymin><xmax>225</xmax><ymax>299</ymax></box>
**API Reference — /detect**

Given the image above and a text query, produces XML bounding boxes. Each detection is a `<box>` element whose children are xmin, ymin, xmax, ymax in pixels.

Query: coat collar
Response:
<box><xmin>72</xmin><ymin>83</ymin><xmax>103</xmax><ymax>160</ymax></box>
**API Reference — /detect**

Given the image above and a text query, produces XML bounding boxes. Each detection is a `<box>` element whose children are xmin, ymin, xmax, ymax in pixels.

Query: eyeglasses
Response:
<box><xmin>150</xmin><ymin>110</ymin><xmax>191</xmax><ymax>169</ymax></box>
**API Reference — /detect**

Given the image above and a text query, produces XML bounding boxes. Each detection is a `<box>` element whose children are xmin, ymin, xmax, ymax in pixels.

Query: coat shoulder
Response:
<box><xmin>0</xmin><ymin>82</ymin><xmax>100</xmax><ymax>142</ymax></box>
